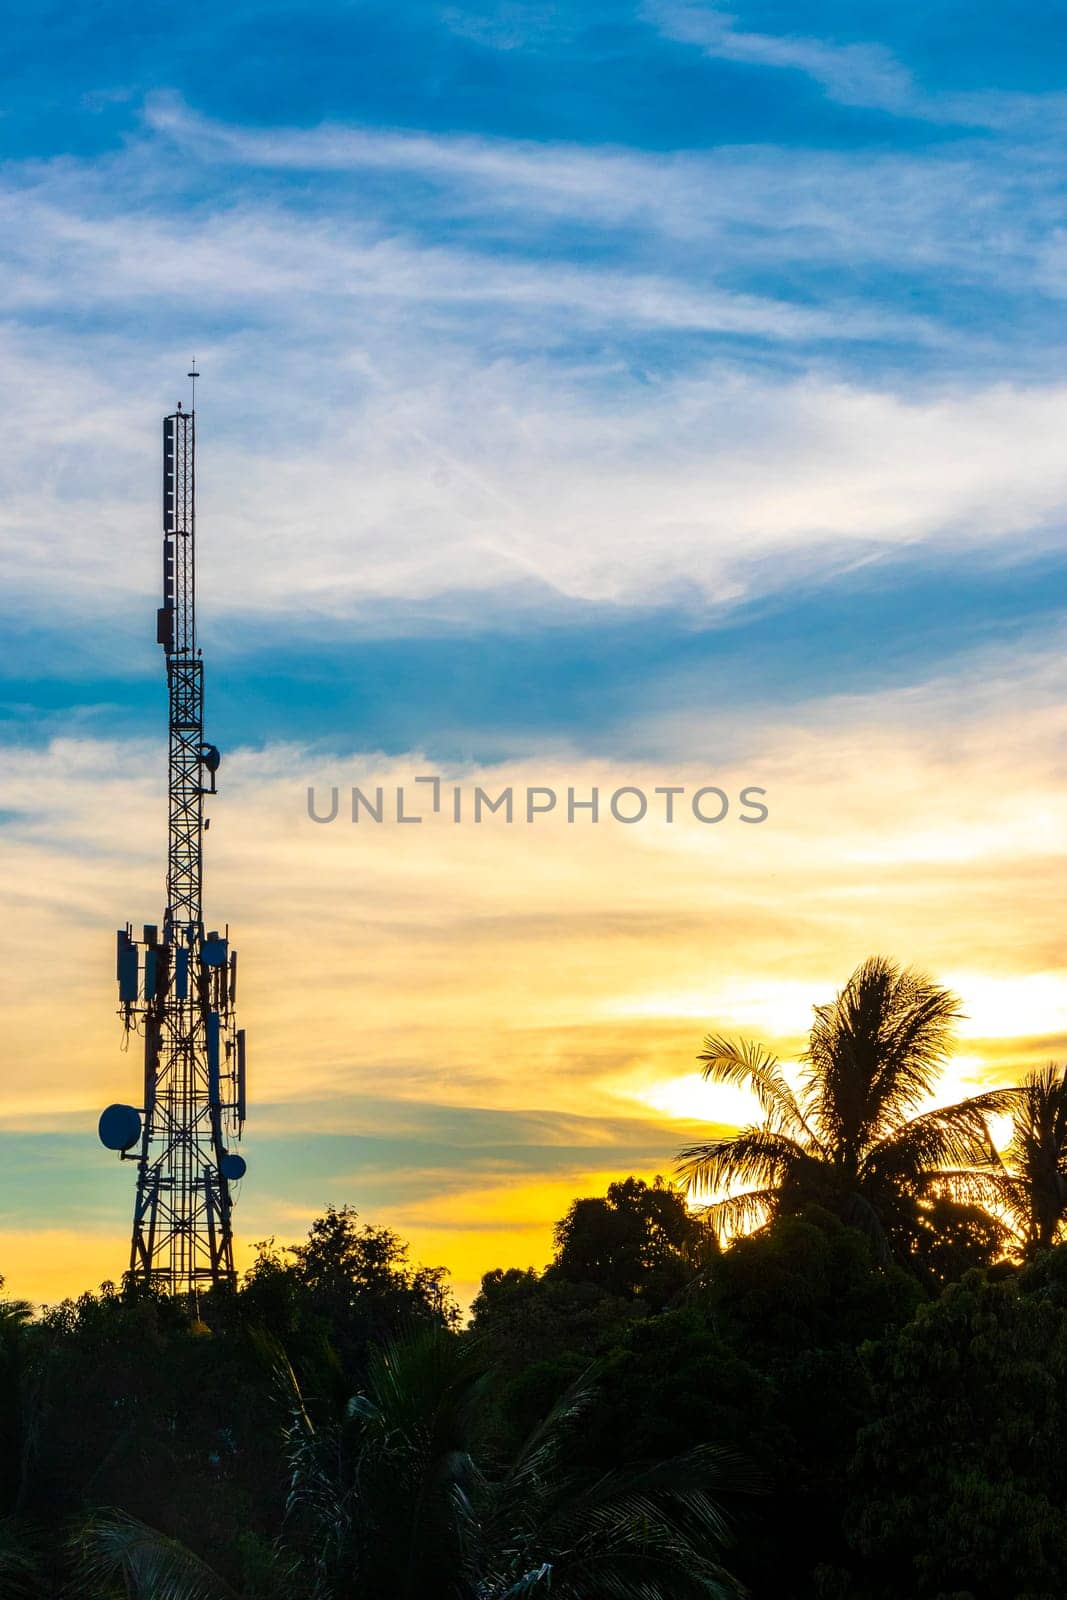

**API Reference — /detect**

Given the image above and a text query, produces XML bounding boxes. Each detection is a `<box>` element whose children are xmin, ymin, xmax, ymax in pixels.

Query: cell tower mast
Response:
<box><xmin>99</xmin><ymin>385</ymin><xmax>248</xmax><ymax>1294</ymax></box>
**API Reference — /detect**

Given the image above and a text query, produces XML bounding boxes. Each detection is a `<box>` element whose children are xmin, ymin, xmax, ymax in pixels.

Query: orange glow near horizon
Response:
<box><xmin>1</xmin><ymin>678</ymin><xmax>1066</xmax><ymax>1308</ymax></box>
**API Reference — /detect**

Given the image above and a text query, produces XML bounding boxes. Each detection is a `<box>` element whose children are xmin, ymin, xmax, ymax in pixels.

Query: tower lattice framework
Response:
<box><xmin>101</xmin><ymin>402</ymin><xmax>247</xmax><ymax>1294</ymax></box>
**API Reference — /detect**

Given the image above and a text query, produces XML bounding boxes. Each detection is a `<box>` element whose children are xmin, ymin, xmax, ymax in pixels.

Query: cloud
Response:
<box><xmin>4</xmin><ymin>91</ymin><xmax>1067</xmax><ymax>646</ymax></box>
<box><xmin>2</xmin><ymin>163</ymin><xmax>929</xmax><ymax>351</ymax></box>
<box><xmin>647</xmin><ymin>1</ymin><xmax>1067</xmax><ymax>133</ymax></box>
<box><xmin>138</xmin><ymin>92</ymin><xmax>1063</xmax><ymax>294</ymax></box>
<box><xmin>648</xmin><ymin>2</ymin><xmax>918</xmax><ymax>116</ymax></box>
<box><xmin>4</xmin><ymin>645</ymin><xmax>1066</xmax><ymax>1111</ymax></box>
<box><xmin>7</xmin><ymin>314</ymin><xmax>1067</xmax><ymax>638</ymax></box>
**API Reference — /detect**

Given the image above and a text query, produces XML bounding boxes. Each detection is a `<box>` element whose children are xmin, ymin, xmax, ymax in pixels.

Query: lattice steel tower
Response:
<box><xmin>99</xmin><ymin>391</ymin><xmax>248</xmax><ymax>1294</ymax></box>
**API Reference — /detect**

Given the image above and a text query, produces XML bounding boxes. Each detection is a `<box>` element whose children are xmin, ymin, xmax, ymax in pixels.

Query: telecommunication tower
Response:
<box><xmin>99</xmin><ymin>384</ymin><xmax>248</xmax><ymax>1294</ymax></box>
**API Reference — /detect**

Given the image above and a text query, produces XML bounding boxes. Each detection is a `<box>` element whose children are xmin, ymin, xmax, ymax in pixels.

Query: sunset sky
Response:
<box><xmin>3</xmin><ymin>2</ymin><xmax>1067</xmax><ymax>1308</ymax></box>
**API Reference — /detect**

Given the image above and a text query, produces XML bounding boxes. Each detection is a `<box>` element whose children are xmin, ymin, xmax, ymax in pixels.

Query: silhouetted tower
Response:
<box><xmin>99</xmin><ymin>390</ymin><xmax>247</xmax><ymax>1294</ymax></box>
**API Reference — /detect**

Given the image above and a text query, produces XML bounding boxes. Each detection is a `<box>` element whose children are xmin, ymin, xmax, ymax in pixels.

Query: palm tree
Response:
<box><xmin>996</xmin><ymin>1063</ymin><xmax>1067</xmax><ymax>1254</ymax></box>
<box><xmin>677</xmin><ymin>956</ymin><xmax>1015</xmax><ymax>1262</ymax></box>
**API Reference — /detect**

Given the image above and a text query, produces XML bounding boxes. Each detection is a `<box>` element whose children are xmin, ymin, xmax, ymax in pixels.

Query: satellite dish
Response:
<box><xmin>199</xmin><ymin>743</ymin><xmax>221</xmax><ymax>774</ymax></box>
<box><xmin>99</xmin><ymin>1103</ymin><xmax>142</xmax><ymax>1153</ymax></box>
<box><xmin>220</xmin><ymin>1152</ymin><xmax>246</xmax><ymax>1181</ymax></box>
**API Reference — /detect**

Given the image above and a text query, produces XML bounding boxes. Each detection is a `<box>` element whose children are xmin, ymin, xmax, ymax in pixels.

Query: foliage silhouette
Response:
<box><xmin>5</xmin><ymin>992</ymin><xmax>1067</xmax><ymax>1600</ymax></box>
<box><xmin>845</xmin><ymin>1266</ymin><xmax>1067</xmax><ymax>1597</ymax></box>
<box><xmin>550</xmin><ymin>1177</ymin><xmax>718</xmax><ymax>1307</ymax></box>
<box><xmin>281</xmin><ymin>1320</ymin><xmax>750</xmax><ymax>1599</ymax></box>
<box><xmin>74</xmin><ymin>1325</ymin><xmax>749</xmax><ymax>1600</ymax></box>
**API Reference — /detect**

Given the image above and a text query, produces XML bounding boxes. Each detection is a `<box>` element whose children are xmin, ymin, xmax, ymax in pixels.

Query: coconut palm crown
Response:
<box><xmin>677</xmin><ymin>956</ymin><xmax>1017</xmax><ymax>1261</ymax></box>
<box><xmin>995</xmin><ymin>1063</ymin><xmax>1067</xmax><ymax>1254</ymax></box>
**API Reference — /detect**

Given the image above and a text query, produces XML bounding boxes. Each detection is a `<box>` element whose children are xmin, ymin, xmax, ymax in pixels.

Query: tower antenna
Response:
<box><xmin>98</xmin><ymin>386</ymin><xmax>248</xmax><ymax>1295</ymax></box>
<box><xmin>188</xmin><ymin>359</ymin><xmax>199</xmax><ymax>414</ymax></box>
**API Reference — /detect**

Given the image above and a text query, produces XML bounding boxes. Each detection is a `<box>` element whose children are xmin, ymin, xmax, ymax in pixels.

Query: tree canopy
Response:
<box><xmin>2</xmin><ymin>961</ymin><xmax>1065</xmax><ymax>1599</ymax></box>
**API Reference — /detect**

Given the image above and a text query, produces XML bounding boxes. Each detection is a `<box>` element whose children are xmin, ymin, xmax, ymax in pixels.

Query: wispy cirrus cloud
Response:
<box><xmin>6</xmin><ymin>314</ymin><xmax>1067</xmax><ymax>638</ymax></box>
<box><xmin>137</xmin><ymin>92</ymin><xmax>1065</xmax><ymax>299</ymax></box>
<box><xmin>4</xmin><ymin>85</ymin><xmax>1067</xmax><ymax>660</ymax></box>
<box><xmin>3</xmin><ymin>59</ymin><xmax>1067</xmax><ymax>651</ymax></box>
<box><xmin>647</xmin><ymin>1</ymin><xmax>1067</xmax><ymax>133</ymax></box>
<box><xmin>648</xmin><ymin>2</ymin><xmax>918</xmax><ymax>116</ymax></box>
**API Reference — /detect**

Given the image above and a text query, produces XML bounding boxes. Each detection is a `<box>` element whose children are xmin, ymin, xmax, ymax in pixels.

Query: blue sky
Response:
<box><xmin>6</xmin><ymin>0</ymin><xmax>1067</xmax><ymax>763</ymax></box>
<box><xmin>3</xmin><ymin>2</ymin><xmax>1067</xmax><ymax>1303</ymax></box>
<box><xmin>6</xmin><ymin>545</ymin><xmax>1067</xmax><ymax>760</ymax></box>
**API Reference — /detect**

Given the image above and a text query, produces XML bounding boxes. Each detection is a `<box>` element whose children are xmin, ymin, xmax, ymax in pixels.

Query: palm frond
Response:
<box><xmin>914</xmin><ymin>1184</ymin><xmax>1014</xmax><ymax>1255</ymax></box>
<box><xmin>1009</xmin><ymin>1065</ymin><xmax>1067</xmax><ymax>1162</ymax></box>
<box><xmin>0</xmin><ymin>1521</ymin><xmax>41</xmax><ymax>1599</ymax></box>
<box><xmin>543</xmin><ymin>1551</ymin><xmax>742</xmax><ymax>1600</ymax></box>
<box><xmin>868</xmin><ymin>1088</ymin><xmax>1021</xmax><ymax>1187</ymax></box>
<box><xmin>675</xmin><ymin>1126</ymin><xmax>813</xmax><ymax>1202</ymax></box>
<box><xmin>498</xmin><ymin>1367</ymin><xmax>599</xmax><ymax>1495</ymax></box>
<box><xmin>547</xmin><ymin>1441</ymin><xmax>749</xmax><ymax>1530</ymax></box>
<box><xmin>496</xmin><ymin>1565</ymin><xmax>553</xmax><ymax>1597</ymax></box>
<box><xmin>540</xmin><ymin>1541</ymin><xmax>745</xmax><ymax>1599</ymax></box>
<box><xmin>804</xmin><ymin>958</ymin><xmax>963</xmax><ymax>1151</ymax></box>
<box><xmin>999</xmin><ymin>1064</ymin><xmax>1067</xmax><ymax>1250</ymax></box>
<box><xmin>359</xmin><ymin>1321</ymin><xmax>489</xmax><ymax>1445</ymax></box>
<box><xmin>70</xmin><ymin>1512</ymin><xmax>239</xmax><ymax>1600</ymax></box>
<box><xmin>690</xmin><ymin>1188</ymin><xmax>779</xmax><ymax>1243</ymax></box>
<box><xmin>923</xmin><ymin>1165</ymin><xmax>1018</xmax><ymax>1214</ymax></box>
<box><xmin>480</xmin><ymin>1366</ymin><xmax>751</xmax><ymax>1599</ymax></box>
<box><xmin>696</xmin><ymin>1035</ymin><xmax>814</xmax><ymax>1144</ymax></box>
<box><xmin>518</xmin><ymin>1443</ymin><xmax>751</xmax><ymax>1599</ymax></box>
<box><xmin>0</xmin><ymin>1302</ymin><xmax>33</xmax><ymax>1333</ymax></box>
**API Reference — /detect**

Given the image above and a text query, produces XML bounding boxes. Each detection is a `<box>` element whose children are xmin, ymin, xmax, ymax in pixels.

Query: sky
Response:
<box><xmin>2</xmin><ymin>1</ymin><xmax>1067</xmax><ymax>1308</ymax></box>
